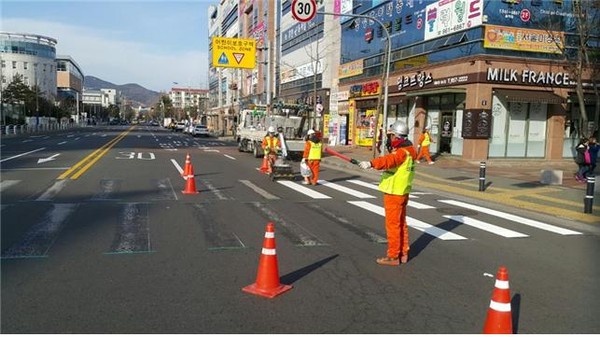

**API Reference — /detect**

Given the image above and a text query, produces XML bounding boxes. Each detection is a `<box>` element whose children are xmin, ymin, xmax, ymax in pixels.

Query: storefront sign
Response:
<box><xmin>339</xmin><ymin>59</ymin><xmax>364</xmax><ymax>79</ymax></box>
<box><xmin>484</xmin><ymin>25</ymin><xmax>563</xmax><ymax>54</ymax></box>
<box><xmin>462</xmin><ymin>109</ymin><xmax>491</xmax><ymax>139</ymax></box>
<box><xmin>425</xmin><ymin>0</ymin><xmax>483</xmax><ymax>41</ymax></box>
<box><xmin>349</xmin><ymin>81</ymin><xmax>381</xmax><ymax>98</ymax></box>
<box><xmin>486</xmin><ymin>67</ymin><xmax>573</xmax><ymax>86</ymax></box>
<box><xmin>397</xmin><ymin>72</ymin><xmax>433</xmax><ymax>91</ymax></box>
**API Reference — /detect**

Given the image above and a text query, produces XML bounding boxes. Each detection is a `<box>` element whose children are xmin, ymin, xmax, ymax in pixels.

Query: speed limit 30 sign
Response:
<box><xmin>292</xmin><ymin>0</ymin><xmax>317</xmax><ymax>23</ymax></box>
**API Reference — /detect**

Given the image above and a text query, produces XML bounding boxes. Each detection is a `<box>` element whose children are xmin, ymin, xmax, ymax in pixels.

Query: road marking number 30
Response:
<box><xmin>116</xmin><ymin>152</ymin><xmax>156</xmax><ymax>160</ymax></box>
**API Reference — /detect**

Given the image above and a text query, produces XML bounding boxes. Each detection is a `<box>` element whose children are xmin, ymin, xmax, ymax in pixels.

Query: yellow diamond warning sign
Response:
<box><xmin>212</xmin><ymin>37</ymin><xmax>256</xmax><ymax>69</ymax></box>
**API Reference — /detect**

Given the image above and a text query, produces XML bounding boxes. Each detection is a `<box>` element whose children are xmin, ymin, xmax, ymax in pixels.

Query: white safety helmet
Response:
<box><xmin>389</xmin><ymin>121</ymin><xmax>409</xmax><ymax>136</ymax></box>
<box><xmin>267</xmin><ymin>126</ymin><xmax>275</xmax><ymax>133</ymax></box>
<box><xmin>307</xmin><ymin>129</ymin><xmax>315</xmax><ymax>136</ymax></box>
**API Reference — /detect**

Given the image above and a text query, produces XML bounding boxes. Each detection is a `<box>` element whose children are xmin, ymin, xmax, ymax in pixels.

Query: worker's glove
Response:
<box><xmin>358</xmin><ymin>161</ymin><xmax>372</xmax><ymax>169</ymax></box>
<box><xmin>301</xmin><ymin>158</ymin><xmax>306</xmax><ymax>164</ymax></box>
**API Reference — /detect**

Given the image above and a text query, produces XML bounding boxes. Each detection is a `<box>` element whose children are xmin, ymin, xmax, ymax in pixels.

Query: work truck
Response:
<box><xmin>236</xmin><ymin>106</ymin><xmax>309</xmax><ymax>160</ymax></box>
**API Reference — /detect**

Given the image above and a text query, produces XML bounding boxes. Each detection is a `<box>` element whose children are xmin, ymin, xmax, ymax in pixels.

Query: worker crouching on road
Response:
<box><xmin>302</xmin><ymin>129</ymin><xmax>322</xmax><ymax>185</ymax></box>
<box><xmin>262</xmin><ymin>126</ymin><xmax>281</xmax><ymax>174</ymax></box>
<box><xmin>358</xmin><ymin>121</ymin><xmax>417</xmax><ymax>265</ymax></box>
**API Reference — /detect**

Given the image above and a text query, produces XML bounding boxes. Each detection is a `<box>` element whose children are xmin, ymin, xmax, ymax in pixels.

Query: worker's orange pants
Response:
<box><xmin>307</xmin><ymin>159</ymin><xmax>320</xmax><ymax>185</ymax></box>
<box><xmin>383</xmin><ymin>193</ymin><xmax>410</xmax><ymax>258</ymax></box>
<box><xmin>416</xmin><ymin>145</ymin><xmax>432</xmax><ymax>163</ymax></box>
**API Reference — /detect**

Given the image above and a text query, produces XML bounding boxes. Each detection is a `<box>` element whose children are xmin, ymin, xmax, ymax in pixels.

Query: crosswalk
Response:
<box><xmin>0</xmin><ymin>175</ymin><xmax>584</xmax><ymax>259</ymax></box>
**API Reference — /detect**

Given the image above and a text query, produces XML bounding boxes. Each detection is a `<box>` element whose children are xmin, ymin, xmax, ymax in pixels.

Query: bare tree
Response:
<box><xmin>539</xmin><ymin>0</ymin><xmax>600</xmax><ymax>137</ymax></box>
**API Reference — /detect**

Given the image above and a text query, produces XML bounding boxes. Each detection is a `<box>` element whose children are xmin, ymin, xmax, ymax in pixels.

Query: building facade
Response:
<box><xmin>169</xmin><ymin>87</ymin><xmax>209</xmax><ymax>123</ymax></box>
<box><xmin>56</xmin><ymin>55</ymin><xmax>84</xmax><ymax>122</ymax></box>
<box><xmin>0</xmin><ymin>32</ymin><xmax>58</xmax><ymax>100</ymax></box>
<box><xmin>336</xmin><ymin>0</ymin><xmax>599</xmax><ymax>160</ymax></box>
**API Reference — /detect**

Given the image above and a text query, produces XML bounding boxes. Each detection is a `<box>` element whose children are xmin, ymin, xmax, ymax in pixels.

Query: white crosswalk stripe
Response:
<box><xmin>438</xmin><ymin>199</ymin><xmax>582</xmax><ymax>235</ymax></box>
<box><xmin>348</xmin><ymin>200</ymin><xmax>467</xmax><ymax>241</ymax></box>
<box><xmin>276</xmin><ymin>180</ymin><xmax>331</xmax><ymax>199</ymax></box>
<box><xmin>0</xmin><ymin>180</ymin><xmax>20</xmax><ymax>192</ymax></box>
<box><xmin>318</xmin><ymin>180</ymin><xmax>375</xmax><ymax>199</ymax></box>
<box><xmin>273</xmin><ymin>177</ymin><xmax>581</xmax><ymax>239</ymax></box>
<box><xmin>443</xmin><ymin>215</ymin><xmax>529</xmax><ymax>238</ymax></box>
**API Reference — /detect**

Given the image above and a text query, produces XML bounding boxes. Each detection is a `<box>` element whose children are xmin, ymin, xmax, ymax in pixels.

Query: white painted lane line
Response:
<box><xmin>443</xmin><ymin>215</ymin><xmax>529</xmax><ymax>238</ymax></box>
<box><xmin>1</xmin><ymin>203</ymin><xmax>77</xmax><ymax>258</ymax></box>
<box><xmin>1</xmin><ymin>167</ymin><xmax>70</xmax><ymax>171</ymax></box>
<box><xmin>58</xmin><ymin>141</ymin><xmax>67</xmax><ymax>145</ymax></box>
<box><xmin>348</xmin><ymin>201</ymin><xmax>467</xmax><ymax>241</ymax></box>
<box><xmin>224</xmin><ymin>154</ymin><xmax>236</xmax><ymax>160</ymax></box>
<box><xmin>0</xmin><ymin>180</ymin><xmax>20</xmax><ymax>192</ymax></box>
<box><xmin>37</xmin><ymin>180</ymin><xmax>68</xmax><ymax>201</ymax></box>
<box><xmin>240</xmin><ymin>180</ymin><xmax>279</xmax><ymax>200</ymax></box>
<box><xmin>408</xmin><ymin>200</ymin><xmax>435</xmax><ymax>209</ymax></box>
<box><xmin>439</xmin><ymin>199</ymin><xmax>582</xmax><ymax>235</ymax></box>
<box><xmin>204</xmin><ymin>149</ymin><xmax>219</xmax><ymax>152</ymax></box>
<box><xmin>318</xmin><ymin>179</ymin><xmax>375</xmax><ymax>199</ymax></box>
<box><xmin>107</xmin><ymin>203</ymin><xmax>152</xmax><ymax>254</ymax></box>
<box><xmin>0</xmin><ymin>147</ymin><xmax>46</xmax><ymax>163</ymax></box>
<box><xmin>170</xmin><ymin>159</ymin><xmax>184</xmax><ymax>175</ymax></box>
<box><xmin>277</xmin><ymin>180</ymin><xmax>331</xmax><ymax>199</ymax></box>
<box><xmin>203</xmin><ymin>180</ymin><xmax>228</xmax><ymax>200</ymax></box>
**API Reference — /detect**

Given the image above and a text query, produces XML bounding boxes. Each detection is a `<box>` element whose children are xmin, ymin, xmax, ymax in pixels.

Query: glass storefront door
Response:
<box><xmin>490</xmin><ymin>95</ymin><xmax>547</xmax><ymax>158</ymax></box>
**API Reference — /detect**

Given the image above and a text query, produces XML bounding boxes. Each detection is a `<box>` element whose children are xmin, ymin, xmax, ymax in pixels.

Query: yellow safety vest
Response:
<box><xmin>263</xmin><ymin>136</ymin><xmax>279</xmax><ymax>155</ymax></box>
<box><xmin>378</xmin><ymin>149</ymin><xmax>415</xmax><ymax>195</ymax></box>
<box><xmin>422</xmin><ymin>133</ymin><xmax>431</xmax><ymax>146</ymax></box>
<box><xmin>308</xmin><ymin>141</ymin><xmax>322</xmax><ymax>160</ymax></box>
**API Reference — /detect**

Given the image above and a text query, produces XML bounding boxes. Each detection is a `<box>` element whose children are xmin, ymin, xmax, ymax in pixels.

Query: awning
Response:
<box><xmin>495</xmin><ymin>89</ymin><xmax>566</xmax><ymax>104</ymax></box>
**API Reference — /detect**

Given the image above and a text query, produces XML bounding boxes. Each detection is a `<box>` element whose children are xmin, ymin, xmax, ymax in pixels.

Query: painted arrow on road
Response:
<box><xmin>37</xmin><ymin>153</ymin><xmax>60</xmax><ymax>164</ymax></box>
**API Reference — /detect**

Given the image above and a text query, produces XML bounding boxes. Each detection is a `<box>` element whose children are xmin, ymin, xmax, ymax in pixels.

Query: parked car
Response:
<box><xmin>150</xmin><ymin>120</ymin><xmax>160</xmax><ymax>127</ymax></box>
<box><xmin>192</xmin><ymin>124</ymin><xmax>210</xmax><ymax>137</ymax></box>
<box><xmin>175</xmin><ymin>122</ymin><xmax>186</xmax><ymax>132</ymax></box>
<box><xmin>185</xmin><ymin>123</ymin><xmax>195</xmax><ymax>134</ymax></box>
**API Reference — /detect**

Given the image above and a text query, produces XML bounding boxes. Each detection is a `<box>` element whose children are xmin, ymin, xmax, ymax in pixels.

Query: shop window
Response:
<box><xmin>489</xmin><ymin>96</ymin><xmax>547</xmax><ymax>158</ymax></box>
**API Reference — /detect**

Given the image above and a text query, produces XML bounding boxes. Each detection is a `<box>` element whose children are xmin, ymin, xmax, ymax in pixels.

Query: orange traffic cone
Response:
<box><xmin>182</xmin><ymin>153</ymin><xmax>192</xmax><ymax>177</ymax></box>
<box><xmin>483</xmin><ymin>266</ymin><xmax>513</xmax><ymax>334</ymax></box>
<box><xmin>182</xmin><ymin>163</ymin><xmax>199</xmax><ymax>194</ymax></box>
<box><xmin>242</xmin><ymin>222</ymin><xmax>292</xmax><ymax>298</ymax></box>
<box><xmin>259</xmin><ymin>156</ymin><xmax>269</xmax><ymax>173</ymax></box>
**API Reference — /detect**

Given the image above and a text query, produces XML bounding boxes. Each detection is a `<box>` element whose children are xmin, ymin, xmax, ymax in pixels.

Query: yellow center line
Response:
<box><xmin>57</xmin><ymin>127</ymin><xmax>134</xmax><ymax>180</ymax></box>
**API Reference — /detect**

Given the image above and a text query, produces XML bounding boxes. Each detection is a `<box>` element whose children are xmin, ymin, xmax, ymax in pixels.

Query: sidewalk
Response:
<box><xmin>320</xmin><ymin>144</ymin><xmax>600</xmax><ymax>227</ymax></box>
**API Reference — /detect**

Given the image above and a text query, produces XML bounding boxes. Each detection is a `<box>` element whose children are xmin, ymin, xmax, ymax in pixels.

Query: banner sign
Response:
<box><xmin>484</xmin><ymin>25</ymin><xmax>564</xmax><ymax>54</ymax></box>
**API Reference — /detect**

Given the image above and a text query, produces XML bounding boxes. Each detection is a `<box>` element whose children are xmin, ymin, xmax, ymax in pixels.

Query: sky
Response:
<box><xmin>1</xmin><ymin>0</ymin><xmax>213</xmax><ymax>93</ymax></box>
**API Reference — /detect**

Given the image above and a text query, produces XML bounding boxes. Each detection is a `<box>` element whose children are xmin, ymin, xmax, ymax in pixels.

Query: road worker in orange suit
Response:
<box><xmin>302</xmin><ymin>129</ymin><xmax>322</xmax><ymax>185</ymax></box>
<box><xmin>261</xmin><ymin>126</ymin><xmax>281</xmax><ymax>174</ymax></box>
<box><xmin>416</xmin><ymin>126</ymin><xmax>435</xmax><ymax>164</ymax></box>
<box><xmin>358</xmin><ymin>121</ymin><xmax>417</xmax><ymax>265</ymax></box>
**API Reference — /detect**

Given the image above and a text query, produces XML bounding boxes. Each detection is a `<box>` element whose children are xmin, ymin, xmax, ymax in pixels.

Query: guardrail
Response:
<box><xmin>0</xmin><ymin>123</ymin><xmax>78</xmax><ymax>136</ymax></box>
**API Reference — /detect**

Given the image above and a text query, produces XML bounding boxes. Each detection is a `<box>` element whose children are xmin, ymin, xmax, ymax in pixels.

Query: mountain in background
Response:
<box><xmin>84</xmin><ymin>75</ymin><xmax>162</xmax><ymax>107</ymax></box>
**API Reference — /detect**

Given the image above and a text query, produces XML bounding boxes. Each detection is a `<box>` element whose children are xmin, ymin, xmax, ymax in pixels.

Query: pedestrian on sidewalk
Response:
<box><xmin>588</xmin><ymin>136</ymin><xmax>599</xmax><ymax>175</ymax></box>
<box><xmin>416</xmin><ymin>126</ymin><xmax>435</xmax><ymax>165</ymax></box>
<box><xmin>302</xmin><ymin>129</ymin><xmax>322</xmax><ymax>185</ymax></box>
<box><xmin>575</xmin><ymin>138</ymin><xmax>590</xmax><ymax>182</ymax></box>
<box><xmin>358</xmin><ymin>121</ymin><xmax>417</xmax><ymax>265</ymax></box>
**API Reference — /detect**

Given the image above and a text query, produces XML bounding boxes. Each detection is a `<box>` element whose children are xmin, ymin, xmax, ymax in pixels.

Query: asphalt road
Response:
<box><xmin>1</xmin><ymin>125</ymin><xmax>599</xmax><ymax>333</ymax></box>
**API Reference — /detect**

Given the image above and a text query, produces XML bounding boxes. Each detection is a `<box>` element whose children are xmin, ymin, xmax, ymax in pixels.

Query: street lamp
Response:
<box><xmin>317</xmin><ymin>11</ymin><xmax>392</xmax><ymax>157</ymax></box>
